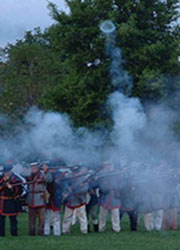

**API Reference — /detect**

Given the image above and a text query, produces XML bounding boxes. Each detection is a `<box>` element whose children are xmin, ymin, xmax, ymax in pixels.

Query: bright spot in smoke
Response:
<box><xmin>100</xmin><ymin>20</ymin><xmax>116</xmax><ymax>34</ymax></box>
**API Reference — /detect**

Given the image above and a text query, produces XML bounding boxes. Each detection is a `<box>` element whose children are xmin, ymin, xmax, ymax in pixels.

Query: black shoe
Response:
<box><xmin>94</xmin><ymin>224</ymin><xmax>99</xmax><ymax>232</ymax></box>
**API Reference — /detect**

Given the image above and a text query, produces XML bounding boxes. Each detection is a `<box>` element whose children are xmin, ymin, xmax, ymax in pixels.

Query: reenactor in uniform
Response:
<box><xmin>26</xmin><ymin>162</ymin><xmax>49</xmax><ymax>236</ymax></box>
<box><xmin>120</xmin><ymin>167</ymin><xmax>138</xmax><ymax>231</ymax></box>
<box><xmin>143</xmin><ymin>164</ymin><xmax>164</xmax><ymax>231</ymax></box>
<box><xmin>44</xmin><ymin>160</ymin><xmax>68</xmax><ymax>236</ymax></box>
<box><xmin>62</xmin><ymin>165</ymin><xmax>89</xmax><ymax>235</ymax></box>
<box><xmin>162</xmin><ymin>163</ymin><xmax>178</xmax><ymax>230</ymax></box>
<box><xmin>0</xmin><ymin>163</ymin><xmax>24</xmax><ymax>236</ymax></box>
<box><xmin>86</xmin><ymin>188</ymin><xmax>99</xmax><ymax>232</ymax></box>
<box><xmin>97</xmin><ymin>162</ymin><xmax>121</xmax><ymax>233</ymax></box>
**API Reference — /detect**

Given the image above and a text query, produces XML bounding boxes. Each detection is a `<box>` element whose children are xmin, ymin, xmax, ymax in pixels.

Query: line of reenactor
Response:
<box><xmin>0</xmin><ymin>159</ymin><xmax>179</xmax><ymax>236</ymax></box>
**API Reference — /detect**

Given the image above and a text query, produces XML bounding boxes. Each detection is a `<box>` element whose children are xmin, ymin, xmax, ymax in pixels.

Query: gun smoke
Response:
<box><xmin>0</xmin><ymin>20</ymin><xmax>180</xmax><ymax>214</ymax></box>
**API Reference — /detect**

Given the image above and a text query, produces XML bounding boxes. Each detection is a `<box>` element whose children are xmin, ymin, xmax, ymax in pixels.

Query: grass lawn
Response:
<box><xmin>0</xmin><ymin>213</ymin><xmax>180</xmax><ymax>250</ymax></box>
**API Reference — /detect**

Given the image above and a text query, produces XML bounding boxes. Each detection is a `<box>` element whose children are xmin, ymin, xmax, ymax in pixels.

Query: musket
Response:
<box><xmin>62</xmin><ymin>169</ymin><xmax>124</xmax><ymax>200</ymax></box>
<box><xmin>53</xmin><ymin>169</ymin><xmax>96</xmax><ymax>183</ymax></box>
<box><xmin>94</xmin><ymin>171</ymin><xmax>123</xmax><ymax>180</ymax></box>
<box><xmin>62</xmin><ymin>170</ymin><xmax>124</xmax><ymax>185</ymax></box>
<box><xmin>0</xmin><ymin>179</ymin><xmax>45</xmax><ymax>189</ymax></box>
<box><xmin>0</xmin><ymin>170</ymin><xmax>94</xmax><ymax>189</ymax></box>
<box><xmin>62</xmin><ymin>172</ymin><xmax>93</xmax><ymax>202</ymax></box>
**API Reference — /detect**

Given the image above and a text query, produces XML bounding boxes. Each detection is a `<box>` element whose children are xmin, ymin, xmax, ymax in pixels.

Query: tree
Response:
<box><xmin>0</xmin><ymin>28</ymin><xmax>62</xmax><ymax>119</ymax></box>
<box><xmin>114</xmin><ymin>0</ymin><xmax>180</xmax><ymax>99</ymax></box>
<box><xmin>40</xmin><ymin>0</ymin><xmax>117</xmax><ymax>127</ymax></box>
<box><xmin>41</xmin><ymin>0</ymin><xmax>180</xmax><ymax>127</ymax></box>
<box><xmin>0</xmin><ymin>0</ymin><xmax>179</xmax><ymax>127</ymax></box>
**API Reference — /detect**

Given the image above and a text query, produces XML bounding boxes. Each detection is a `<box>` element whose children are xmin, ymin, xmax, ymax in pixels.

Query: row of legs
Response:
<box><xmin>28</xmin><ymin>207</ymin><xmax>180</xmax><ymax>235</ymax></box>
<box><xmin>0</xmin><ymin>207</ymin><xmax>177</xmax><ymax>236</ymax></box>
<box><xmin>62</xmin><ymin>206</ymin><xmax>138</xmax><ymax>234</ymax></box>
<box><xmin>0</xmin><ymin>208</ymin><xmax>50</xmax><ymax>237</ymax></box>
<box><xmin>0</xmin><ymin>208</ymin><xmax>143</xmax><ymax>236</ymax></box>
<box><xmin>0</xmin><ymin>215</ymin><xmax>18</xmax><ymax>236</ymax></box>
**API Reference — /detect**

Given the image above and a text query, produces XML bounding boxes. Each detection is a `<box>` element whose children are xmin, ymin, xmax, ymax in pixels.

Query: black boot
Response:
<box><xmin>93</xmin><ymin>224</ymin><xmax>99</xmax><ymax>232</ymax></box>
<box><xmin>88</xmin><ymin>224</ymin><xmax>91</xmax><ymax>233</ymax></box>
<box><xmin>0</xmin><ymin>215</ymin><xmax>5</xmax><ymax>236</ymax></box>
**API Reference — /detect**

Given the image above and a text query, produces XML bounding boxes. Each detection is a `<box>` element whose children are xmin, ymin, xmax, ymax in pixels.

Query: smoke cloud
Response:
<box><xmin>0</xmin><ymin>20</ymin><xmax>179</xmax><ymax>180</ymax></box>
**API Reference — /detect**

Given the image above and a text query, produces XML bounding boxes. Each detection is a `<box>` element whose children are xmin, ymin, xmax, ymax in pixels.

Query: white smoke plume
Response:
<box><xmin>0</xmin><ymin>107</ymin><xmax>105</xmax><ymax>167</ymax></box>
<box><xmin>0</xmin><ymin>20</ymin><xmax>179</xmax><ymax>177</ymax></box>
<box><xmin>100</xmin><ymin>20</ymin><xmax>180</xmax><ymax>170</ymax></box>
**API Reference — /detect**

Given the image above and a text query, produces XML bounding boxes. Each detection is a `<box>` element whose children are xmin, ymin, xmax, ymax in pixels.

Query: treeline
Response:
<box><xmin>0</xmin><ymin>0</ymin><xmax>180</xmax><ymax>128</ymax></box>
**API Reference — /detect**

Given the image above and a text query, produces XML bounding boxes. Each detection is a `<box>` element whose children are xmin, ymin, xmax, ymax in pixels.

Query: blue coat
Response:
<box><xmin>119</xmin><ymin>172</ymin><xmax>136</xmax><ymax>211</ymax></box>
<box><xmin>46</xmin><ymin>170</ymin><xmax>69</xmax><ymax>210</ymax></box>
<box><xmin>98</xmin><ymin>172</ymin><xmax>121</xmax><ymax>210</ymax></box>
<box><xmin>64</xmin><ymin>175</ymin><xmax>89</xmax><ymax>209</ymax></box>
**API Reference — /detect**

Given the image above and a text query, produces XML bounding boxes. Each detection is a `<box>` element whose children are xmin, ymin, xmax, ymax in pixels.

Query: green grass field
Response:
<box><xmin>0</xmin><ymin>213</ymin><xmax>180</xmax><ymax>250</ymax></box>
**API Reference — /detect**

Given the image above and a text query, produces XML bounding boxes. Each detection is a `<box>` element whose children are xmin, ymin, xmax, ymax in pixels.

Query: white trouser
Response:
<box><xmin>99</xmin><ymin>206</ymin><xmax>121</xmax><ymax>232</ymax></box>
<box><xmin>63</xmin><ymin>205</ymin><xmax>88</xmax><ymax>234</ymax></box>
<box><xmin>72</xmin><ymin>209</ymin><xmax>77</xmax><ymax>225</ymax></box>
<box><xmin>144</xmin><ymin>210</ymin><xmax>163</xmax><ymax>231</ymax></box>
<box><xmin>44</xmin><ymin>209</ymin><xmax>61</xmax><ymax>236</ymax></box>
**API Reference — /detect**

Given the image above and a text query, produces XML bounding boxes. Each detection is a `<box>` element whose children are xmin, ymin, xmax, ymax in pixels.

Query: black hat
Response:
<box><xmin>53</xmin><ymin>158</ymin><xmax>66</xmax><ymax>167</ymax></box>
<box><xmin>39</xmin><ymin>160</ymin><xmax>59</xmax><ymax>169</ymax></box>
<box><xmin>47</xmin><ymin>158</ymin><xmax>66</xmax><ymax>168</ymax></box>
<box><xmin>40</xmin><ymin>160</ymin><xmax>50</xmax><ymax>166</ymax></box>
<box><xmin>3</xmin><ymin>164</ymin><xmax>13</xmax><ymax>172</ymax></box>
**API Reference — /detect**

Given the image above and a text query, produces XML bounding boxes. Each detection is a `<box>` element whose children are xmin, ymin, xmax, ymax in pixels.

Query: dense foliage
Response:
<box><xmin>0</xmin><ymin>0</ymin><xmax>179</xmax><ymax>127</ymax></box>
